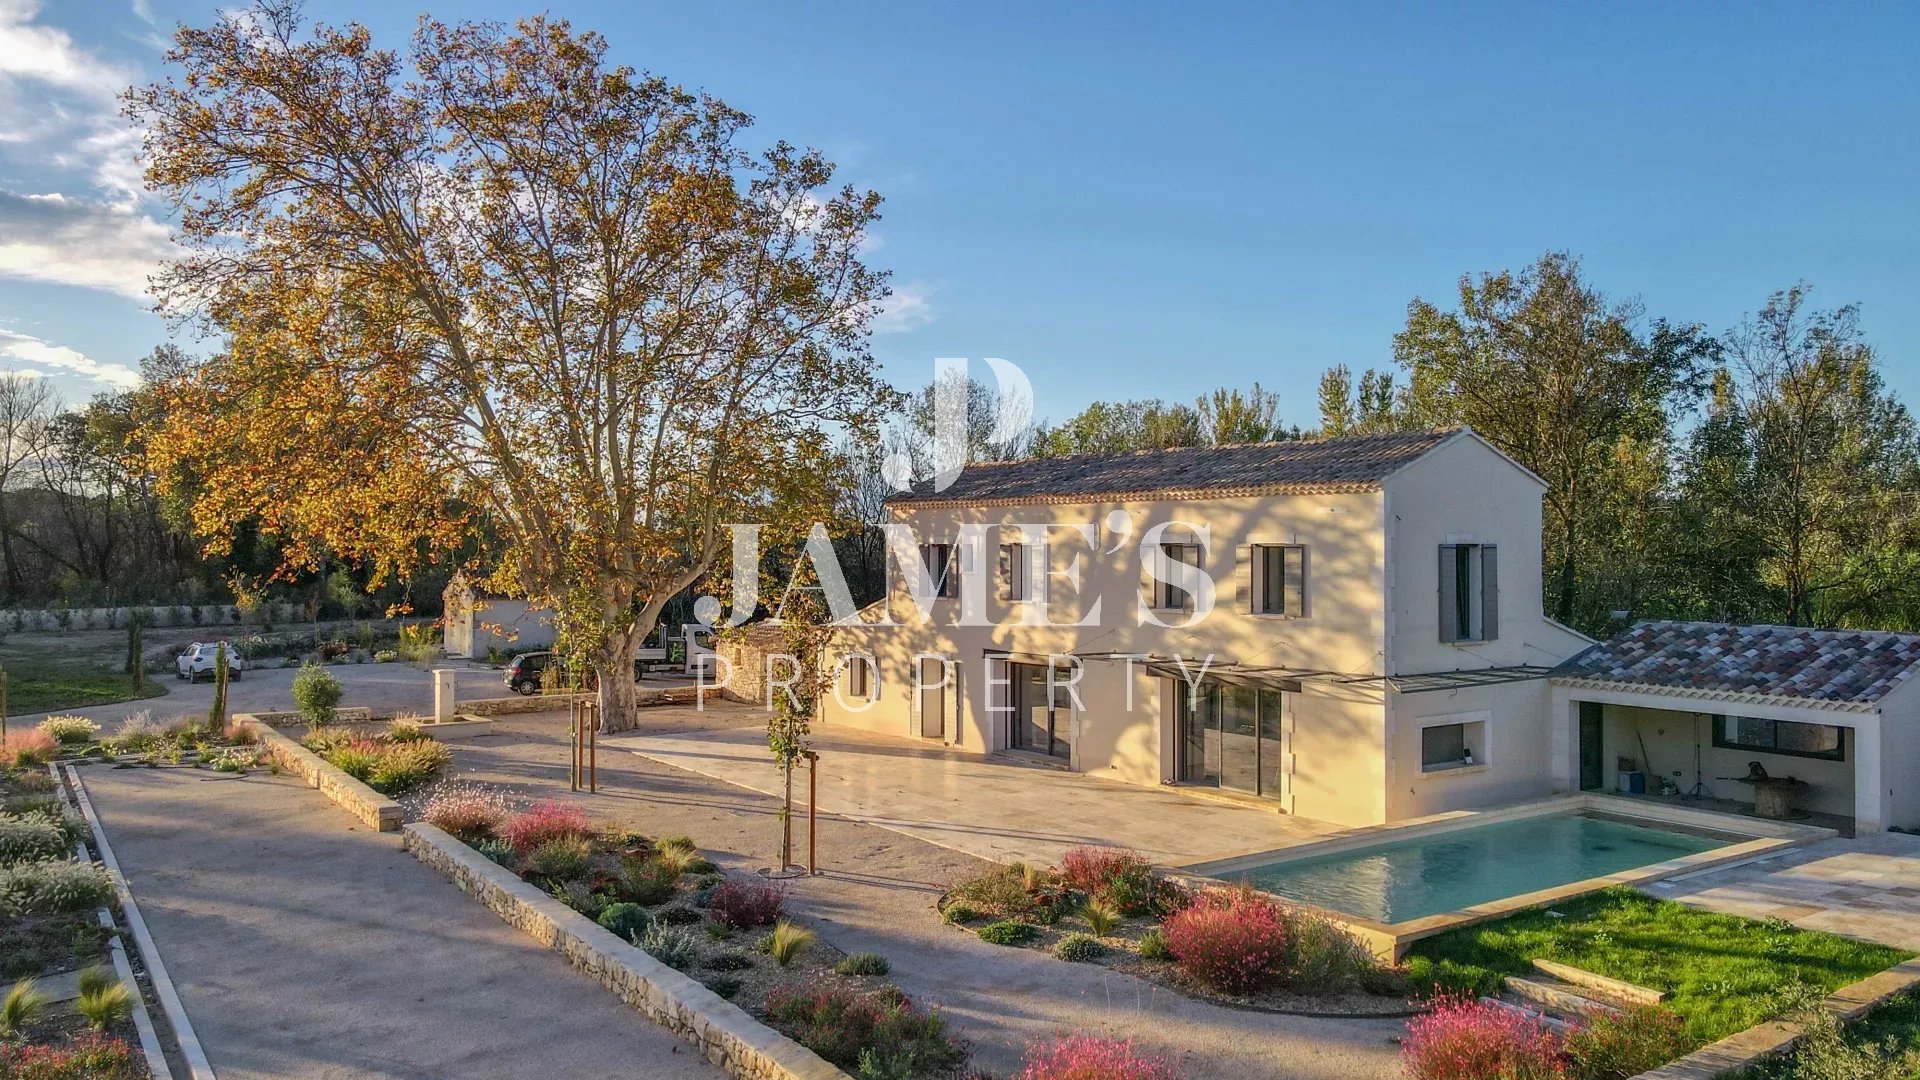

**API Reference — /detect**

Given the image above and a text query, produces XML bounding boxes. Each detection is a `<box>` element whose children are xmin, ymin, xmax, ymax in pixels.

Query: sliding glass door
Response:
<box><xmin>1009</xmin><ymin>661</ymin><xmax>1072</xmax><ymax>759</ymax></box>
<box><xmin>1175</xmin><ymin>682</ymin><xmax>1285</xmax><ymax>799</ymax></box>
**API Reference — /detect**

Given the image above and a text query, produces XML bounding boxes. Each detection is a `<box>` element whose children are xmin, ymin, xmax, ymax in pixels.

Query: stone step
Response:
<box><xmin>1504</xmin><ymin>975</ymin><xmax>1622</xmax><ymax>1020</ymax></box>
<box><xmin>1531</xmin><ymin>958</ymin><xmax>1668</xmax><ymax>1005</ymax></box>
<box><xmin>1481</xmin><ymin>995</ymin><xmax>1575</xmax><ymax>1034</ymax></box>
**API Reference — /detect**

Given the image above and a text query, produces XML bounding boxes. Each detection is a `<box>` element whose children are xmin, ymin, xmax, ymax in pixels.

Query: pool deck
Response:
<box><xmin>1175</xmin><ymin>793</ymin><xmax>1835</xmax><ymax>960</ymax></box>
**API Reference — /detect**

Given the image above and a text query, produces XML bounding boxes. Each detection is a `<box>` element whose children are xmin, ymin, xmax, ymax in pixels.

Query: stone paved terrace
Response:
<box><xmin>613</xmin><ymin>716</ymin><xmax>1343</xmax><ymax>868</ymax></box>
<box><xmin>1652</xmin><ymin>830</ymin><xmax>1920</xmax><ymax>950</ymax></box>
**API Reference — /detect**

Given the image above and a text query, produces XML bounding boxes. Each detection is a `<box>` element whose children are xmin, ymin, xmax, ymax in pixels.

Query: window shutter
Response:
<box><xmin>1438</xmin><ymin>545</ymin><xmax>1459</xmax><ymax>643</ymax></box>
<box><xmin>997</xmin><ymin>544</ymin><xmax>1013</xmax><ymax>602</ymax></box>
<box><xmin>1480</xmin><ymin>545</ymin><xmax>1499</xmax><ymax>641</ymax></box>
<box><xmin>1235</xmin><ymin>545</ymin><xmax>1253</xmax><ymax>612</ymax></box>
<box><xmin>1284</xmin><ymin>546</ymin><xmax>1305</xmax><ymax>617</ymax></box>
<box><xmin>1037</xmin><ymin>542</ymin><xmax>1050</xmax><ymax>604</ymax></box>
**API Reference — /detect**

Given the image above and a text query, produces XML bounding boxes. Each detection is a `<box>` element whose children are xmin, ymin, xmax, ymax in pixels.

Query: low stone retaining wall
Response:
<box><xmin>1630</xmin><ymin>957</ymin><xmax>1920</xmax><ymax>1080</ymax></box>
<box><xmin>247</xmin><ymin>707</ymin><xmax>376</xmax><ymax>727</ymax></box>
<box><xmin>241</xmin><ymin>716</ymin><xmax>403</xmax><ymax>832</ymax></box>
<box><xmin>458</xmin><ymin>685</ymin><xmax>720</xmax><ymax>717</ymax></box>
<box><xmin>402</xmin><ymin>823</ymin><xmax>847</xmax><ymax>1080</ymax></box>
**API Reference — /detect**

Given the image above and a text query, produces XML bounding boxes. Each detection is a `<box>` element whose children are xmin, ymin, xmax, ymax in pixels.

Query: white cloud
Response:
<box><xmin>0</xmin><ymin>328</ymin><xmax>139</xmax><ymax>389</ymax></box>
<box><xmin>130</xmin><ymin>0</ymin><xmax>156</xmax><ymax>27</ymax></box>
<box><xmin>871</xmin><ymin>279</ymin><xmax>934</xmax><ymax>334</ymax></box>
<box><xmin>0</xmin><ymin>190</ymin><xmax>173</xmax><ymax>298</ymax></box>
<box><xmin>0</xmin><ymin>0</ymin><xmax>149</xmax><ymax>204</ymax></box>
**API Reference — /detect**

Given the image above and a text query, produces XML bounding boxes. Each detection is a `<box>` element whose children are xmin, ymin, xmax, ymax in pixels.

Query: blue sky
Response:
<box><xmin>3</xmin><ymin>1</ymin><xmax>1916</xmax><ymax>429</ymax></box>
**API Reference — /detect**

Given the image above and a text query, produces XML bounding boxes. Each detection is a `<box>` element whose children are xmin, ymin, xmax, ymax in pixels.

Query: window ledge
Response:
<box><xmin>1250</xmin><ymin>612</ymin><xmax>1306</xmax><ymax>621</ymax></box>
<box><xmin>1419</xmin><ymin>762</ymin><xmax>1491</xmax><ymax>780</ymax></box>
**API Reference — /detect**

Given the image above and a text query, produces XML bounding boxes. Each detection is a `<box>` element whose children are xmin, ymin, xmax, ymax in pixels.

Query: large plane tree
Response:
<box><xmin>131</xmin><ymin>3</ymin><xmax>894</xmax><ymax>729</ymax></box>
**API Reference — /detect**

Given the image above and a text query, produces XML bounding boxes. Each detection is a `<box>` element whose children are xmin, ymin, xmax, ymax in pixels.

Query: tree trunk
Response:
<box><xmin>593</xmin><ymin>628</ymin><xmax>643</xmax><ymax>733</ymax></box>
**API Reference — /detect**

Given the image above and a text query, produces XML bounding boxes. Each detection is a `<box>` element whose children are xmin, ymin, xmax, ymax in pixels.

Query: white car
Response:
<box><xmin>175</xmin><ymin>641</ymin><xmax>245</xmax><ymax>682</ymax></box>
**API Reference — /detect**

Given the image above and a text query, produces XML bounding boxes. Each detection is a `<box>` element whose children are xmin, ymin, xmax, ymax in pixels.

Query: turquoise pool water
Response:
<box><xmin>1222</xmin><ymin>813</ymin><xmax>1726</xmax><ymax>924</ymax></box>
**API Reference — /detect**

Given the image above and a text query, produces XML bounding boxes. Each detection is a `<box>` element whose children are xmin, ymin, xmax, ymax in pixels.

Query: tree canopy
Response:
<box><xmin>130</xmin><ymin>3</ymin><xmax>896</xmax><ymax>727</ymax></box>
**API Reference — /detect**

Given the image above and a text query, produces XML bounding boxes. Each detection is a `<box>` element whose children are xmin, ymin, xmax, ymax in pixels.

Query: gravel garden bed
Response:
<box><xmin>0</xmin><ymin>749</ymin><xmax>153</xmax><ymax>1078</ymax></box>
<box><xmin>417</xmin><ymin>781</ymin><xmax>970</xmax><ymax>1078</ymax></box>
<box><xmin>936</xmin><ymin>845</ymin><xmax>1412</xmax><ymax>1020</ymax></box>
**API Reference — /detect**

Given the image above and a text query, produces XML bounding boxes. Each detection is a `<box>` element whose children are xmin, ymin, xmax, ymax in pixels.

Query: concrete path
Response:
<box><xmin>622</xmin><ymin>719</ymin><xmax>1340</xmax><ymax>868</ymax></box>
<box><xmin>76</xmin><ymin>765</ymin><xmax>722</xmax><ymax>1080</ymax></box>
<box><xmin>1653</xmin><ymin>831</ymin><xmax>1920</xmax><ymax>950</ymax></box>
<box><xmin>440</xmin><ymin>705</ymin><xmax>1408</xmax><ymax>1080</ymax></box>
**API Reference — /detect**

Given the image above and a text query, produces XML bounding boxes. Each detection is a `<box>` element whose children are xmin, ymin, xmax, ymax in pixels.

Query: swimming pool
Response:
<box><xmin>1216</xmin><ymin>812</ymin><xmax>1727</xmax><ymax>924</ymax></box>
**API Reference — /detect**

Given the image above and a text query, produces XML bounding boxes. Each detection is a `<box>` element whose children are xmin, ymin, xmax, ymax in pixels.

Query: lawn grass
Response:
<box><xmin>1403</xmin><ymin>887</ymin><xmax>1913</xmax><ymax>1043</ymax></box>
<box><xmin>0</xmin><ymin>658</ymin><xmax>167</xmax><ymax>715</ymax></box>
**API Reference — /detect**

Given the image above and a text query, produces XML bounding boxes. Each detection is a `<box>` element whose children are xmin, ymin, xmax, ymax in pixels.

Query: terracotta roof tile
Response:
<box><xmin>888</xmin><ymin>427</ymin><xmax>1462</xmax><ymax>507</ymax></box>
<box><xmin>1553</xmin><ymin>621</ymin><xmax>1920</xmax><ymax>705</ymax></box>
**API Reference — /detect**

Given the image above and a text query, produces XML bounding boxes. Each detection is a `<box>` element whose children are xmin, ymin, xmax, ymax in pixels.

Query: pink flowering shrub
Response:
<box><xmin>502</xmin><ymin>800</ymin><xmax>592</xmax><ymax>855</ymax></box>
<box><xmin>1563</xmin><ymin>1004</ymin><xmax>1692</xmax><ymax>1080</ymax></box>
<box><xmin>421</xmin><ymin>781</ymin><xmax>514</xmax><ymax>838</ymax></box>
<box><xmin>3</xmin><ymin>728</ymin><xmax>57</xmax><ymax>767</ymax></box>
<box><xmin>1161</xmin><ymin>887</ymin><xmax>1289</xmax><ymax>994</ymax></box>
<box><xmin>1018</xmin><ymin>1033</ymin><xmax>1182</xmax><ymax>1080</ymax></box>
<box><xmin>1402</xmin><ymin>995</ymin><xmax>1565</xmax><ymax>1080</ymax></box>
<box><xmin>1059</xmin><ymin>845</ymin><xmax>1158</xmax><ymax>914</ymax></box>
<box><xmin>0</xmin><ymin>1032</ymin><xmax>141</xmax><ymax>1079</ymax></box>
<box><xmin>707</xmin><ymin>879</ymin><xmax>786</xmax><ymax>928</ymax></box>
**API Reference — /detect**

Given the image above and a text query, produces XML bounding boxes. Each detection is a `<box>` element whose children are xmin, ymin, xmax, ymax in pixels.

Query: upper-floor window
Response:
<box><xmin>1439</xmin><ymin>543</ymin><xmax>1498</xmax><ymax>643</ymax></box>
<box><xmin>1253</xmin><ymin>544</ymin><xmax>1306</xmax><ymax>617</ymax></box>
<box><xmin>920</xmin><ymin>542</ymin><xmax>958</xmax><ymax>599</ymax></box>
<box><xmin>1157</xmin><ymin>543</ymin><xmax>1201</xmax><ymax>611</ymax></box>
<box><xmin>999</xmin><ymin>542</ymin><xmax>1035</xmax><ymax>602</ymax></box>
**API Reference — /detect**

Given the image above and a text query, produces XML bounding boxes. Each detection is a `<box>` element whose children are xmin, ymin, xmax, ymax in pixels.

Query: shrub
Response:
<box><xmin>4</xmin><ymin>729</ymin><xmax>57</xmax><ymax>768</ymax></box>
<box><xmin>597</xmin><ymin>901</ymin><xmax>652</xmax><ymax>941</ymax></box>
<box><xmin>386</xmin><ymin>719</ymin><xmax>430</xmax><ymax>743</ymax></box>
<box><xmin>77</xmin><ymin>966</ymin><xmax>114</xmax><ymax>999</ymax></box>
<box><xmin>1137</xmin><ymin>927</ymin><xmax>1171</xmax><ymax>960</ymax></box>
<box><xmin>1017</xmin><ymin>1033</ymin><xmax>1180</xmax><ymax>1080</ymax></box>
<box><xmin>76</xmin><ymin>977</ymin><xmax>132</xmax><ymax>1031</ymax></box>
<box><xmin>617</xmin><ymin>855</ymin><xmax>682</xmax><ymax>905</ymax></box>
<box><xmin>1161</xmin><ymin>888</ymin><xmax>1289</xmax><ymax>994</ymax></box>
<box><xmin>705</xmin><ymin>975</ymin><xmax>742</xmax><ymax>1000</ymax></box>
<box><xmin>471</xmin><ymin>837</ymin><xmax>515</xmax><ymax>867</ymax></box>
<box><xmin>37</xmin><ymin>716</ymin><xmax>99</xmax><ymax>746</ymax></box>
<box><xmin>977</xmin><ymin>920</ymin><xmax>1039</xmax><ymax>946</ymax></box>
<box><xmin>365</xmin><ymin>740</ymin><xmax>450</xmax><ymax>795</ymax></box>
<box><xmin>0</xmin><ymin>1032</ymin><xmax>141</xmax><ymax>1079</ymax></box>
<box><xmin>523</xmin><ymin>835</ymin><xmax>593</xmax><ymax>881</ymax></box>
<box><xmin>502</xmin><ymin>800</ymin><xmax>591</xmax><ymax>855</ymax></box>
<box><xmin>1279</xmin><ymin>904</ymin><xmax>1383</xmax><ymax>993</ymax></box>
<box><xmin>949</xmin><ymin>862</ymin><xmax>1062</xmax><ymax>921</ymax></box>
<box><xmin>1</xmin><ymin>977</ymin><xmax>47</xmax><ymax>1036</ymax></box>
<box><xmin>0</xmin><ymin>812</ymin><xmax>82</xmax><ymax>865</ymax></box>
<box><xmin>1563</xmin><ymin>1004</ymin><xmax>1694</xmax><ymax>1080</ymax></box>
<box><xmin>420</xmin><ymin>781</ymin><xmax>513</xmax><ymax>838</ymax></box>
<box><xmin>1401</xmin><ymin>995</ymin><xmax>1565</xmax><ymax>1080</ymax></box>
<box><xmin>942</xmin><ymin>902</ymin><xmax>980</xmax><ymax>924</ymax></box>
<box><xmin>301</xmin><ymin>726</ymin><xmax>357</xmax><ymax>754</ymax></box>
<box><xmin>767</xmin><ymin>919</ymin><xmax>815</xmax><ymax>967</ymax></box>
<box><xmin>836</xmin><ymin>952</ymin><xmax>891</xmax><ymax>977</ymax></box>
<box><xmin>551</xmin><ymin>879</ymin><xmax>605</xmax><ymax>917</ymax></box>
<box><xmin>655</xmin><ymin>904</ymin><xmax>702</xmax><ymax>925</ymax></box>
<box><xmin>707</xmin><ymin>879</ymin><xmax>785</xmax><ymax>928</ymax></box>
<box><xmin>1780</xmin><ymin>998</ymin><xmax>1920</xmax><ymax>1080</ymax></box>
<box><xmin>1054</xmin><ymin>933</ymin><xmax>1106</xmax><ymax>962</ymax></box>
<box><xmin>0</xmin><ymin>859</ymin><xmax>115</xmax><ymax>916</ymax></box>
<box><xmin>704</xmin><ymin>950</ymin><xmax>754</xmax><ymax>972</ymax></box>
<box><xmin>322</xmin><ymin>737</ymin><xmax>382</xmax><ymax>782</ymax></box>
<box><xmin>1060</xmin><ymin>845</ymin><xmax>1157</xmax><ymax>914</ymax></box>
<box><xmin>636</xmin><ymin>923</ymin><xmax>699</xmax><ymax>970</ymax></box>
<box><xmin>1079</xmin><ymin>898</ymin><xmax>1120</xmax><ymax>937</ymax></box>
<box><xmin>290</xmin><ymin>663</ymin><xmax>344</xmax><ymax>728</ymax></box>
<box><xmin>763</xmin><ymin>984</ymin><xmax>967</xmax><ymax>1076</ymax></box>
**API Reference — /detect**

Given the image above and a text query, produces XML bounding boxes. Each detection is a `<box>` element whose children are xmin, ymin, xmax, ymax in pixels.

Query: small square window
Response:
<box><xmin>1420</xmin><ymin>719</ymin><xmax>1485</xmax><ymax>773</ymax></box>
<box><xmin>1158</xmin><ymin>543</ymin><xmax>1200</xmax><ymax>610</ymax></box>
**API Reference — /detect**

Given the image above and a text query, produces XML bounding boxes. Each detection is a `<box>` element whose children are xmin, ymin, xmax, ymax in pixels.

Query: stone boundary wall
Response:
<box><xmin>458</xmin><ymin>685</ymin><xmax>720</xmax><ymax>717</ymax></box>
<box><xmin>1630</xmin><ymin>956</ymin><xmax>1920</xmax><ymax>1080</ymax></box>
<box><xmin>247</xmin><ymin>708</ymin><xmax>375</xmax><ymax>727</ymax></box>
<box><xmin>401</xmin><ymin>823</ymin><xmax>848</xmax><ymax>1080</ymax></box>
<box><xmin>241</xmin><ymin>715</ymin><xmax>403</xmax><ymax>832</ymax></box>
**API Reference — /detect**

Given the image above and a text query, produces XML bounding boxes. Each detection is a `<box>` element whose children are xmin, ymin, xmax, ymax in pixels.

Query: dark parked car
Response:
<box><xmin>503</xmin><ymin>651</ymin><xmax>648</xmax><ymax>695</ymax></box>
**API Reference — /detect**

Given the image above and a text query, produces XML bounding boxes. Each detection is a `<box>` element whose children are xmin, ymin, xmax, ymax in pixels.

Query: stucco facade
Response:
<box><xmin>816</xmin><ymin>429</ymin><xmax>1591</xmax><ymax>827</ymax></box>
<box><xmin>443</xmin><ymin>576</ymin><xmax>559</xmax><ymax>659</ymax></box>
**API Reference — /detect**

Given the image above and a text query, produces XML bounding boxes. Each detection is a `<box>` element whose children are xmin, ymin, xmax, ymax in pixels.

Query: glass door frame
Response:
<box><xmin>1172</xmin><ymin>679</ymin><xmax>1290</xmax><ymax>802</ymax></box>
<box><xmin>1007</xmin><ymin>659</ymin><xmax>1073</xmax><ymax>760</ymax></box>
